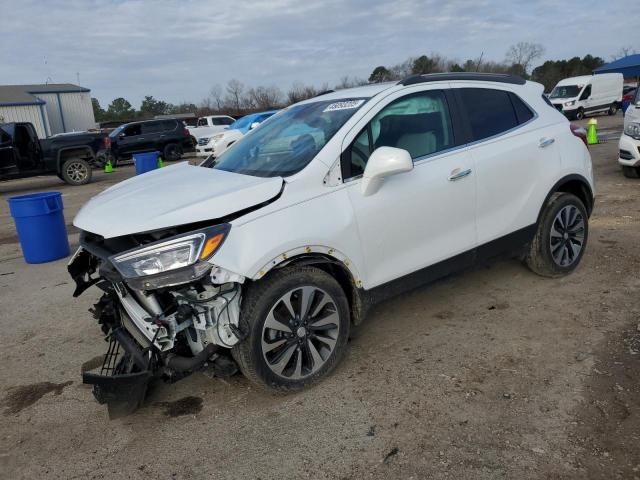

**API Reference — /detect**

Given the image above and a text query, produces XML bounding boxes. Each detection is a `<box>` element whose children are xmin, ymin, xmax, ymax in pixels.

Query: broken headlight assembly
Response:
<box><xmin>110</xmin><ymin>224</ymin><xmax>230</xmax><ymax>289</ymax></box>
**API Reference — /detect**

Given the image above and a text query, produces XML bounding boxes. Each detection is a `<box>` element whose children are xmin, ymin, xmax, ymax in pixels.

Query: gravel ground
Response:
<box><xmin>0</xmin><ymin>114</ymin><xmax>638</xmax><ymax>479</ymax></box>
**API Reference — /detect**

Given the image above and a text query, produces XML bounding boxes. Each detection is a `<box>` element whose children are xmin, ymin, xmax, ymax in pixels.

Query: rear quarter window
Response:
<box><xmin>509</xmin><ymin>93</ymin><xmax>535</xmax><ymax>124</ymax></box>
<box><xmin>459</xmin><ymin>88</ymin><xmax>518</xmax><ymax>141</ymax></box>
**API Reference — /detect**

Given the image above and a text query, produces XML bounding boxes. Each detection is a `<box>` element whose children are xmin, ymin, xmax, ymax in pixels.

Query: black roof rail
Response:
<box><xmin>398</xmin><ymin>72</ymin><xmax>526</xmax><ymax>86</ymax></box>
<box><xmin>314</xmin><ymin>89</ymin><xmax>335</xmax><ymax>97</ymax></box>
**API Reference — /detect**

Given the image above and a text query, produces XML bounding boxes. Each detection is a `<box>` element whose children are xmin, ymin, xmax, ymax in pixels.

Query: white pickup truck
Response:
<box><xmin>187</xmin><ymin>115</ymin><xmax>235</xmax><ymax>141</ymax></box>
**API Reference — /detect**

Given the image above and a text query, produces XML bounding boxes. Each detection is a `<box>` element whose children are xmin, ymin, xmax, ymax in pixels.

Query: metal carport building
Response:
<box><xmin>594</xmin><ymin>54</ymin><xmax>640</xmax><ymax>80</ymax></box>
<box><xmin>0</xmin><ymin>84</ymin><xmax>96</xmax><ymax>138</ymax></box>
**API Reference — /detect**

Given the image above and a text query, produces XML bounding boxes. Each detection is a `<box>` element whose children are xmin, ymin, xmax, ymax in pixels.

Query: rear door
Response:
<box><xmin>455</xmin><ymin>86</ymin><xmax>560</xmax><ymax>247</ymax></box>
<box><xmin>0</xmin><ymin>125</ymin><xmax>16</xmax><ymax>172</ymax></box>
<box><xmin>142</xmin><ymin>121</ymin><xmax>169</xmax><ymax>151</ymax></box>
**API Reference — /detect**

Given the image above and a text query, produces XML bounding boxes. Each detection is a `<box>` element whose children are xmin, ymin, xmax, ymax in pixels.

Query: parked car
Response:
<box><xmin>69</xmin><ymin>73</ymin><xmax>594</xmax><ymax>416</ymax></box>
<box><xmin>0</xmin><ymin>122</ymin><xmax>105</xmax><ymax>185</ymax></box>
<box><xmin>187</xmin><ymin>115</ymin><xmax>235</xmax><ymax>142</ymax></box>
<box><xmin>195</xmin><ymin>110</ymin><xmax>278</xmax><ymax>157</ymax></box>
<box><xmin>622</xmin><ymin>87</ymin><xmax>637</xmax><ymax>113</ymax></box>
<box><xmin>619</xmin><ymin>88</ymin><xmax>640</xmax><ymax>178</ymax></box>
<box><xmin>100</xmin><ymin>119</ymin><xmax>194</xmax><ymax>166</ymax></box>
<box><xmin>623</xmin><ymin>85</ymin><xmax>636</xmax><ymax>96</ymax></box>
<box><xmin>549</xmin><ymin>73</ymin><xmax>623</xmax><ymax>119</ymax></box>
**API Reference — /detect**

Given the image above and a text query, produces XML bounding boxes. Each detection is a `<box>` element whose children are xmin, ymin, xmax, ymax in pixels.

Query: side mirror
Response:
<box><xmin>250</xmin><ymin>122</ymin><xmax>260</xmax><ymax>130</ymax></box>
<box><xmin>360</xmin><ymin>146</ymin><xmax>413</xmax><ymax>197</ymax></box>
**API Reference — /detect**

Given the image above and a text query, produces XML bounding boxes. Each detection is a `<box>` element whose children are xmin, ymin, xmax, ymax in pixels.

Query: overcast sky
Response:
<box><xmin>1</xmin><ymin>0</ymin><xmax>638</xmax><ymax>107</ymax></box>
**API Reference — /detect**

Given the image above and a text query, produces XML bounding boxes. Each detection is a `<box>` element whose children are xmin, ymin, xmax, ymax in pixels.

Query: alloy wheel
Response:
<box><xmin>261</xmin><ymin>286</ymin><xmax>340</xmax><ymax>380</ymax></box>
<box><xmin>550</xmin><ymin>204</ymin><xmax>585</xmax><ymax>267</ymax></box>
<box><xmin>66</xmin><ymin>161</ymin><xmax>88</xmax><ymax>183</ymax></box>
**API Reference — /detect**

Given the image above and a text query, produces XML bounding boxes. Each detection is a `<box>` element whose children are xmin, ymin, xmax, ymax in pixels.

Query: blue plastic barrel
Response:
<box><xmin>7</xmin><ymin>192</ymin><xmax>70</xmax><ymax>264</ymax></box>
<box><xmin>133</xmin><ymin>151</ymin><xmax>160</xmax><ymax>175</ymax></box>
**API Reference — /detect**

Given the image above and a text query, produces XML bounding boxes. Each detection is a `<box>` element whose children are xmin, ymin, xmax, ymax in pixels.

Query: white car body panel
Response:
<box><xmin>187</xmin><ymin>115</ymin><xmax>235</xmax><ymax>140</ymax></box>
<box><xmin>550</xmin><ymin>73</ymin><xmax>622</xmax><ymax>116</ymax></box>
<box><xmin>74</xmin><ymin>78</ymin><xmax>594</xmax><ymax>292</ymax></box>
<box><xmin>73</xmin><ymin>162</ymin><xmax>283</xmax><ymax>238</ymax></box>
<box><xmin>620</xmin><ymin>102</ymin><xmax>640</xmax><ymax>167</ymax></box>
<box><xmin>195</xmin><ymin>129</ymin><xmax>245</xmax><ymax>157</ymax></box>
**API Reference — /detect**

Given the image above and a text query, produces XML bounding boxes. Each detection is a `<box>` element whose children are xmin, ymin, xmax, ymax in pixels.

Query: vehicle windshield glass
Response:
<box><xmin>228</xmin><ymin>115</ymin><xmax>258</xmax><ymax>130</ymax></box>
<box><xmin>109</xmin><ymin>126</ymin><xmax>124</xmax><ymax>138</ymax></box>
<box><xmin>550</xmin><ymin>85</ymin><xmax>581</xmax><ymax>99</ymax></box>
<box><xmin>204</xmin><ymin>98</ymin><xmax>367</xmax><ymax>177</ymax></box>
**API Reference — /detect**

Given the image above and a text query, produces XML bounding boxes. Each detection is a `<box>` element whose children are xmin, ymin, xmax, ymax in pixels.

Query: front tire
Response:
<box><xmin>525</xmin><ymin>192</ymin><xmax>588</xmax><ymax>277</ymax></box>
<box><xmin>232</xmin><ymin>266</ymin><xmax>350</xmax><ymax>390</ymax></box>
<box><xmin>622</xmin><ymin>166</ymin><xmax>640</xmax><ymax>178</ymax></box>
<box><xmin>608</xmin><ymin>103</ymin><xmax>618</xmax><ymax>116</ymax></box>
<box><xmin>61</xmin><ymin>158</ymin><xmax>92</xmax><ymax>185</ymax></box>
<box><xmin>575</xmin><ymin>108</ymin><xmax>585</xmax><ymax>120</ymax></box>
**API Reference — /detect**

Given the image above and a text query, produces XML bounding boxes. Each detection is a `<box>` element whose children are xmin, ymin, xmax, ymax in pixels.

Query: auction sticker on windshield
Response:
<box><xmin>323</xmin><ymin>100</ymin><xmax>365</xmax><ymax>112</ymax></box>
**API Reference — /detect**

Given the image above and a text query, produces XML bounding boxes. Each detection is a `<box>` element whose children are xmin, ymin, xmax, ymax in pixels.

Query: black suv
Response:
<box><xmin>102</xmin><ymin>119</ymin><xmax>194</xmax><ymax>165</ymax></box>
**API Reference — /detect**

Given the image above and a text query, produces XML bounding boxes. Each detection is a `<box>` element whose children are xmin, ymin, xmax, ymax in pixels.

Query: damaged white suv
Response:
<box><xmin>69</xmin><ymin>73</ymin><xmax>594</xmax><ymax>416</ymax></box>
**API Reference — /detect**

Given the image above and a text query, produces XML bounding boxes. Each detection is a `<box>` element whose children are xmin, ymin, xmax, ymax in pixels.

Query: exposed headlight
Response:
<box><xmin>199</xmin><ymin>137</ymin><xmax>210</xmax><ymax>143</ymax></box>
<box><xmin>624</xmin><ymin>123</ymin><xmax>640</xmax><ymax>140</ymax></box>
<box><xmin>564</xmin><ymin>100</ymin><xmax>576</xmax><ymax>107</ymax></box>
<box><xmin>110</xmin><ymin>225</ymin><xmax>230</xmax><ymax>279</ymax></box>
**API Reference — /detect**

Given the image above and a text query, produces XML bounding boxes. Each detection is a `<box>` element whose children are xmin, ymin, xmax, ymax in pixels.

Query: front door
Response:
<box><xmin>344</xmin><ymin>89</ymin><xmax>477</xmax><ymax>288</ymax></box>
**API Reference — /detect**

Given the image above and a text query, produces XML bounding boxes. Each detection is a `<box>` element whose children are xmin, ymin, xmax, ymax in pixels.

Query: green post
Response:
<box><xmin>157</xmin><ymin>155</ymin><xmax>164</xmax><ymax>168</ymax></box>
<box><xmin>587</xmin><ymin>118</ymin><xmax>598</xmax><ymax>145</ymax></box>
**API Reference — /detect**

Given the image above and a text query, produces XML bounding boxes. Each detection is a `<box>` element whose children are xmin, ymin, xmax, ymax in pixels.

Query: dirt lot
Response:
<box><xmin>0</xmin><ymin>115</ymin><xmax>638</xmax><ymax>480</ymax></box>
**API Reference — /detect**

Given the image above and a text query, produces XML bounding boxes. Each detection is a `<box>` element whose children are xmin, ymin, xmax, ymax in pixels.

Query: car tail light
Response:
<box><xmin>183</xmin><ymin>128</ymin><xmax>190</xmax><ymax>137</ymax></box>
<box><xmin>103</xmin><ymin>137</ymin><xmax>111</xmax><ymax>148</ymax></box>
<box><xmin>570</xmin><ymin>123</ymin><xmax>587</xmax><ymax>147</ymax></box>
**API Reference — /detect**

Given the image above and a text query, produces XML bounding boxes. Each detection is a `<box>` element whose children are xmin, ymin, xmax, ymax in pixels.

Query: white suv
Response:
<box><xmin>619</xmin><ymin>88</ymin><xmax>640</xmax><ymax>178</ymax></box>
<box><xmin>69</xmin><ymin>73</ymin><xmax>594</xmax><ymax>416</ymax></box>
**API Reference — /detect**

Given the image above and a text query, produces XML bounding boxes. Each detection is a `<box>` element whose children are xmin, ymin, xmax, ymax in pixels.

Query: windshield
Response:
<box><xmin>550</xmin><ymin>85</ymin><xmax>581</xmax><ymax>99</ymax></box>
<box><xmin>109</xmin><ymin>126</ymin><xmax>124</xmax><ymax>138</ymax></box>
<box><xmin>229</xmin><ymin>114</ymin><xmax>261</xmax><ymax>130</ymax></box>
<box><xmin>205</xmin><ymin>98</ymin><xmax>367</xmax><ymax>177</ymax></box>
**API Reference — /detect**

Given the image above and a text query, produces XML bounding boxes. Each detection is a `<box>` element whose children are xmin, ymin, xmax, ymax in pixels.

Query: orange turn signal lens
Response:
<box><xmin>200</xmin><ymin>233</ymin><xmax>225</xmax><ymax>260</ymax></box>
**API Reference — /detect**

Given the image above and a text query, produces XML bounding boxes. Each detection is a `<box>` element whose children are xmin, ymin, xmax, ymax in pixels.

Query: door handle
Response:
<box><xmin>448</xmin><ymin>168</ymin><xmax>472</xmax><ymax>181</ymax></box>
<box><xmin>539</xmin><ymin>137</ymin><xmax>555</xmax><ymax>148</ymax></box>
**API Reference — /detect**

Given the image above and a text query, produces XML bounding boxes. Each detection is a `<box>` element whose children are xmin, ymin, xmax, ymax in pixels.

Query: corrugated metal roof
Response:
<box><xmin>0</xmin><ymin>83</ymin><xmax>90</xmax><ymax>106</ymax></box>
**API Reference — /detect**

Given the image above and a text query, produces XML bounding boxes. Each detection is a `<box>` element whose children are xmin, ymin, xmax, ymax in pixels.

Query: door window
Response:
<box><xmin>161</xmin><ymin>120</ymin><xmax>176</xmax><ymax>131</ymax></box>
<box><xmin>197</xmin><ymin>118</ymin><xmax>209</xmax><ymax>127</ymax></box>
<box><xmin>579</xmin><ymin>85</ymin><xmax>591</xmax><ymax>100</ymax></box>
<box><xmin>122</xmin><ymin>124</ymin><xmax>142</xmax><ymax>137</ymax></box>
<box><xmin>142</xmin><ymin>122</ymin><xmax>164</xmax><ymax>134</ymax></box>
<box><xmin>344</xmin><ymin>90</ymin><xmax>454</xmax><ymax>178</ymax></box>
<box><xmin>0</xmin><ymin>127</ymin><xmax>11</xmax><ymax>145</ymax></box>
<box><xmin>459</xmin><ymin>88</ymin><xmax>518</xmax><ymax>141</ymax></box>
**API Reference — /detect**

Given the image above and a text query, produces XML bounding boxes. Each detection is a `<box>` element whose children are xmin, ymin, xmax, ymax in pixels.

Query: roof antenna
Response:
<box><xmin>475</xmin><ymin>52</ymin><xmax>484</xmax><ymax>72</ymax></box>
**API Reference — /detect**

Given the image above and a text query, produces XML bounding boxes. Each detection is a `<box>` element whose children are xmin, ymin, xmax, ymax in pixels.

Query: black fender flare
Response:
<box><xmin>56</xmin><ymin>146</ymin><xmax>96</xmax><ymax>172</ymax></box>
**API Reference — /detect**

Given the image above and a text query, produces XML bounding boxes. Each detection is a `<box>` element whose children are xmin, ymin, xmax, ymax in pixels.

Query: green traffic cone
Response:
<box><xmin>104</xmin><ymin>159</ymin><xmax>113</xmax><ymax>173</ymax></box>
<box><xmin>587</xmin><ymin>118</ymin><xmax>598</xmax><ymax>145</ymax></box>
<box><xmin>157</xmin><ymin>155</ymin><xmax>164</xmax><ymax>168</ymax></box>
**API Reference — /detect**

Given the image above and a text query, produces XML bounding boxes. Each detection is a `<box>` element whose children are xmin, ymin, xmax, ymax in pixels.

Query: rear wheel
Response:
<box><xmin>163</xmin><ymin>143</ymin><xmax>182</xmax><ymax>161</ymax></box>
<box><xmin>622</xmin><ymin>166</ymin><xmax>640</xmax><ymax>178</ymax></box>
<box><xmin>61</xmin><ymin>158</ymin><xmax>92</xmax><ymax>185</ymax></box>
<box><xmin>232</xmin><ymin>266</ymin><xmax>350</xmax><ymax>390</ymax></box>
<box><xmin>525</xmin><ymin>192</ymin><xmax>588</xmax><ymax>277</ymax></box>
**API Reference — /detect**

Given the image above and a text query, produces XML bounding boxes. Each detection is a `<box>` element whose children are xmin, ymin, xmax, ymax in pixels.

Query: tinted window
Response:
<box><xmin>0</xmin><ymin>127</ymin><xmax>10</xmax><ymax>144</ymax></box>
<box><xmin>459</xmin><ymin>88</ymin><xmax>518</xmax><ymax>141</ymax></box>
<box><xmin>579</xmin><ymin>85</ymin><xmax>591</xmax><ymax>100</ymax></box>
<box><xmin>344</xmin><ymin>91</ymin><xmax>454</xmax><ymax>178</ymax></box>
<box><xmin>197</xmin><ymin>118</ymin><xmax>208</xmax><ymax>127</ymax></box>
<box><xmin>161</xmin><ymin>120</ymin><xmax>176</xmax><ymax>131</ymax></box>
<box><xmin>122</xmin><ymin>124</ymin><xmax>141</xmax><ymax>136</ymax></box>
<box><xmin>510</xmin><ymin>93</ymin><xmax>534</xmax><ymax>124</ymax></box>
<box><xmin>211</xmin><ymin>117</ymin><xmax>234</xmax><ymax>126</ymax></box>
<box><xmin>142</xmin><ymin>122</ymin><xmax>164</xmax><ymax>134</ymax></box>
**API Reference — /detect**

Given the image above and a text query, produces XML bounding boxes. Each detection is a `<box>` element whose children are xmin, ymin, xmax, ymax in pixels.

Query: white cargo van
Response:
<box><xmin>549</xmin><ymin>73</ymin><xmax>623</xmax><ymax>120</ymax></box>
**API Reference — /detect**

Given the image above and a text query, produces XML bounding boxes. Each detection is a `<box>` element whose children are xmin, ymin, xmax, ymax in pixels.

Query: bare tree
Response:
<box><xmin>334</xmin><ymin>76</ymin><xmax>368</xmax><ymax>90</ymax></box>
<box><xmin>248</xmin><ymin>86</ymin><xmax>284</xmax><ymax>110</ymax></box>
<box><xmin>210</xmin><ymin>84</ymin><xmax>224</xmax><ymax>111</ymax></box>
<box><xmin>612</xmin><ymin>46</ymin><xmax>637</xmax><ymax>60</ymax></box>
<box><xmin>287</xmin><ymin>82</ymin><xmax>319</xmax><ymax>104</ymax></box>
<box><xmin>505</xmin><ymin>42</ymin><xmax>545</xmax><ymax>74</ymax></box>
<box><xmin>224</xmin><ymin>79</ymin><xmax>245</xmax><ymax>114</ymax></box>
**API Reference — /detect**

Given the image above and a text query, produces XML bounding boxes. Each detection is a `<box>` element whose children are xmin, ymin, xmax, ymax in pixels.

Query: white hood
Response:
<box><xmin>74</xmin><ymin>162</ymin><xmax>283</xmax><ymax>238</ymax></box>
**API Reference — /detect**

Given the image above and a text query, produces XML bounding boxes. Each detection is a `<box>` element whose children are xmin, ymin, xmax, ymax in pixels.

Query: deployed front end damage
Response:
<box><xmin>69</xmin><ymin>226</ymin><xmax>245</xmax><ymax>418</ymax></box>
